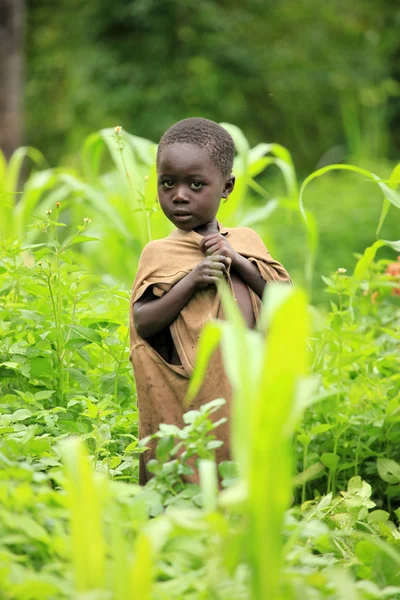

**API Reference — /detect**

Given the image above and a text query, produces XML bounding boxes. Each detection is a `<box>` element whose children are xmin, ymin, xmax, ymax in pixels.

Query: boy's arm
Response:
<box><xmin>133</xmin><ymin>255</ymin><xmax>230</xmax><ymax>339</ymax></box>
<box><xmin>230</xmin><ymin>253</ymin><xmax>266</xmax><ymax>298</ymax></box>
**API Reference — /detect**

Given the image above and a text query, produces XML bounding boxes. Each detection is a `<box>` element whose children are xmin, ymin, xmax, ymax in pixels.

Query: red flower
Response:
<box><xmin>385</xmin><ymin>256</ymin><xmax>400</xmax><ymax>296</ymax></box>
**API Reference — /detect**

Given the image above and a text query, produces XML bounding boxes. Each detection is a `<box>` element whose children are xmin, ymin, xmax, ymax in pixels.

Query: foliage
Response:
<box><xmin>25</xmin><ymin>0</ymin><xmax>400</xmax><ymax>170</ymax></box>
<box><xmin>0</xmin><ymin>123</ymin><xmax>400</xmax><ymax>597</ymax></box>
<box><xmin>296</xmin><ymin>252</ymin><xmax>400</xmax><ymax>506</ymax></box>
<box><xmin>2</xmin><ymin>123</ymin><xmax>399</xmax><ymax>304</ymax></box>
<box><xmin>0</xmin><ymin>223</ymin><xmax>138</xmax><ymax>480</ymax></box>
<box><xmin>1</xmin><ymin>230</ymin><xmax>400</xmax><ymax>597</ymax></box>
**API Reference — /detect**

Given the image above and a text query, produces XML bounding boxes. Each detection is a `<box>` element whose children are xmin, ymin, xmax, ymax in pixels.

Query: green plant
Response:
<box><xmin>1</xmin><ymin>127</ymin><xmax>400</xmax><ymax>599</ymax></box>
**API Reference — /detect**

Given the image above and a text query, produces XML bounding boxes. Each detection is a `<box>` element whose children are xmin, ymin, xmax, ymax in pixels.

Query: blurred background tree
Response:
<box><xmin>0</xmin><ymin>0</ymin><xmax>24</xmax><ymax>159</ymax></box>
<box><xmin>24</xmin><ymin>0</ymin><xmax>400</xmax><ymax>170</ymax></box>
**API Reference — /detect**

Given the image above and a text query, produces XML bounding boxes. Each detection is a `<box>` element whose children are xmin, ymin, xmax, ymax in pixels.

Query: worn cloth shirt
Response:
<box><xmin>129</xmin><ymin>224</ymin><xmax>291</xmax><ymax>483</ymax></box>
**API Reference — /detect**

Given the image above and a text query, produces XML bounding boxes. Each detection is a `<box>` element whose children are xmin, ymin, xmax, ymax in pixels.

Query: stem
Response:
<box><xmin>45</xmin><ymin>270</ymin><xmax>63</xmax><ymax>402</ymax></box>
<box><xmin>113</xmin><ymin>327</ymin><xmax>129</xmax><ymax>403</ymax></box>
<box><xmin>301</xmin><ymin>443</ymin><xmax>309</xmax><ymax>504</ymax></box>
<box><xmin>116</xmin><ymin>130</ymin><xmax>152</xmax><ymax>243</ymax></box>
<box><xmin>55</xmin><ymin>242</ymin><xmax>65</xmax><ymax>404</ymax></box>
<box><xmin>354</xmin><ymin>427</ymin><xmax>363</xmax><ymax>476</ymax></box>
<box><xmin>248</xmin><ymin>178</ymin><xmax>270</xmax><ymax>199</ymax></box>
<box><xmin>330</xmin><ymin>435</ymin><xmax>341</xmax><ymax>496</ymax></box>
<box><xmin>145</xmin><ymin>209</ymin><xmax>152</xmax><ymax>243</ymax></box>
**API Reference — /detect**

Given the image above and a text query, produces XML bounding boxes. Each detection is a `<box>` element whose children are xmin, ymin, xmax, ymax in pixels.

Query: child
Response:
<box><xmin>129</xmin><ymin>118</ymin><xmax>291</xmax><ymax>484</ymax></box>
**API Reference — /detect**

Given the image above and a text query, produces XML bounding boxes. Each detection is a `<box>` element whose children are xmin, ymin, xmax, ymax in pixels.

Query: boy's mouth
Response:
<box><xmin>173</xmin><ymin>210</ymin><xmax>192</xmax><ymax>221</ymax></box>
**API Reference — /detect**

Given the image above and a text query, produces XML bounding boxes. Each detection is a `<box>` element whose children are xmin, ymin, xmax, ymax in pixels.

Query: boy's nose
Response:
<box><xmin>172</xmin><ymin>186</ymin><xmax>189</xmax><ymax>203</ymax></box>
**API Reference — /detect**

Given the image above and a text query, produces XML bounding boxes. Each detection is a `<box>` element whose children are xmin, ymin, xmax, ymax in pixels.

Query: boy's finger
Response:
<box><xmin>209</xmin><ymin>253</ymin><xmax>225</xmax><ymax>262</ymax></box>
<box><xmin>206</xmin><ymin>243</ymin><xmax>221</xmax><ymax>255</ymax></box>
<box><xmin>200</xmin><ymin>234</ymin><xmax>220</xmax><ymax>251</ymax></box>
<box><xmin>210</xmin><ymin>254</ymin><xmax>231</xmax><ymax>266</ymax></box>
<box><xmin>212</xmin><ymin>270</ymin><xmax>225</xmax><ymax>278</ymax></box>
<box><xmin>203</xmin><ymin>240</ymin><xmax>217</xmax><ymax>252</ymax></box>
<box><xmin>203</xmin><ymin>233</ymin><xmax>221</xmax><ymax>242</ymax></box>
<box><xmin>208</xmin><ymin>262</ymin><xmax>227</xmax><ymax>273</ymax></box>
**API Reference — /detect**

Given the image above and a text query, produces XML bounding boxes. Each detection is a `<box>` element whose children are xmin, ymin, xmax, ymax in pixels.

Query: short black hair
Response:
<box><xmin>157</xmin><ymin>117</ymin><xmax>235</xmax><ymax>178</ymax></box>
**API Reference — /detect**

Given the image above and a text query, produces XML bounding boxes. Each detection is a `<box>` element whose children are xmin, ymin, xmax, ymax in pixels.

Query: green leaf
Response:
<box><xmin>11</xmin><ymin>409</ymin><xmax>33</xmax><ymax>421</ymax></box>
<box><xmin>155</xmin><ymin>436</ymin><xmax>174</xmax><ymax>463</ymax></box>
<box><xmin>367</xmin><ymin>510</ymin><xmax>390</xmax><ymax>524</ymax></box>
<box><xmin>377</xmin><ymin>458</ymin><xmax>400</xmax><ymax>484</ymax></box>
<box><xmin>239</xmin><ymin>199</ymin><xmax>279</xmax><ymax>228</ymax></box>
<box><xmin>248</xmin><ymin>286</ymin><xmax>310</xmax><ymax>599</ymax></box>
<box><xmin>0</xmin><ymin>361</ymin><xmax>21</xmax><ymax>370</ymax></box>
<box><xmin>11</xmin><ymin>576</ymin><xmax>62</xmax><ymax>600</ymax></box>
<box><xmin>70</xmin><ymin>325</ymin><xmax>102</xmax><ymax>344</ymax></box>
<box><xmin>65</xmin><ymin>337</ymin><xmax>91</xmax><ymax>350</ymax></box>
<box><xmin>129</xmin><ymin>533</ymin><xmax>154</xmax><ymax>599</ymax></box>
<box><xmin>124</xmin><ymin>440</ymin><xmax>139</xmax><ymax>453</ymax></box>
<box><xmin>61</xmin><ymin>437</ymin><xmax>106</xmax><ymax>591</ymax></box>
<box><xmin>35</xmin><ymin>390</ymin><xmax>55</xmax><ymax>401</ymax></box>
<box><xmin>12</xmin><ymin>514</ymin><xmax>49</xmax><ymax>541</ymax></box>
<box><xmin>62</xmin><ymin>235</ymin><xmax>100</xmax><ymax>249</ymax></box>
<box><xmin>353</xmin><ymin>240</ymin><xmax>386</xmax><ymax>281</ymax></box>
<box><xmin>299</xmin><ymin>163</ymin><xmax>400</xmax><ymax>290</ymax></box>
<box><xmin>309</xmin><ymin>423</ymin><xmax>333</xmax><ymax>436</ymax></box>
<box><xmin>321</xmin><ymin>453</ymin><xmax>339</xmax><ymax>470</ymax></box>
<box><xmin>158</xmin><ymin>423</ymin><xmax>182</xmax><ymax>436</ymax></box>
<box><xmin>185</xmin><ymin>322</ymin><xmax>221</xmax><ymax>406</ymax></box>
<box><xmin>199</xmin><ymin>459</ymin><xmax>218</xmax><ymax>512</ymax></box>
<box><xmin>219</xmin><ymin>461</ymin><xmax>239</xmax><ymax>480</ymax></box>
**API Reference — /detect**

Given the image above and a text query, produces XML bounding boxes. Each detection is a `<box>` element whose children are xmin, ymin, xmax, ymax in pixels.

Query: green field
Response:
<box><xmin>0</xmin><ymin>126</ymin><xmax>399</xmax><ymax>599</ymax></box>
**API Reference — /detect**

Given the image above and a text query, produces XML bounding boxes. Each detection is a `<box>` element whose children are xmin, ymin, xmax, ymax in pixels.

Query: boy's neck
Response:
<box><xmin>193</xmin><ymin>218</ymin><xmax>219</xmax><ymax>237</ymax></box>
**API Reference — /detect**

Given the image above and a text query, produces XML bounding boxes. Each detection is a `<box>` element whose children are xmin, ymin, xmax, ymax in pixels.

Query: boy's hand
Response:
<box><xmin>200</xmin><ymin>233</ymin><xmax>238</xmax><ymax>266</ymax></box>
<box><xmin>189</xmin><ymin>255</ymin><xmax>231</xmax><ymax>289</ymax></box>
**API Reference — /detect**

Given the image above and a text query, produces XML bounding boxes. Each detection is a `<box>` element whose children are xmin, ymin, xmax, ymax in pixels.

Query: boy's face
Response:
<box><xmin>157</xmin><ymin>143</ymin><xmax>234</xmax><ymax>231</ymax></box>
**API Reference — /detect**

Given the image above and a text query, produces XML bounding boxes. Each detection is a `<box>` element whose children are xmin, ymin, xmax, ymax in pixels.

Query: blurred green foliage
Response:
<box><xmin>23</xmin><ymin>0</ymin><xmax>400</xmax><ymax>293</ymax></box>
<box><xmin>26</xmin><ymin>0</ymin><xmax>400</xmax><ymax>169</ymax></box>
<box><xmin>2</xmin><ymin>123</ymin><xmax>399</xmax><ymax>304</ymax></box>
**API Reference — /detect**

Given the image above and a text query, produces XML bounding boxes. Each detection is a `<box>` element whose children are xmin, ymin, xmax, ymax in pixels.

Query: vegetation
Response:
<box><xmin>0</xmin><ymin>1</ymin><xmax>399</xmax><ymax>596</ymax></box>
<box><xmin>0</xmin><ymin>123</ymin><xmax>400</xmax><ymax>598</ymax></box>
<box><xmin>17</xmin><ymin>0</ymin><xmax>400</xmax><ymax>169</ymax></box>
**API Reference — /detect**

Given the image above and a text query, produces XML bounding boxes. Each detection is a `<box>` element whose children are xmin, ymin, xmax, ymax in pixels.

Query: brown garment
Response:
<box><xmin>129</xmin><ymin>224</ymin><xmax>291</xmax><ymax>483</ymax></box>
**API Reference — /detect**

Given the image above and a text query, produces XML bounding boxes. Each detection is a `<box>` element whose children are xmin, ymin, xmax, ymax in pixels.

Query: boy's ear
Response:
<box><xmin>222</xmin><ymin>175</ymin><xmax>235</xmax><ymax>199</ymax></box>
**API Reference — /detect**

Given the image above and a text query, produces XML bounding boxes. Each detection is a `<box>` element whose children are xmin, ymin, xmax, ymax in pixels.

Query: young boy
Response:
<box><xmin>129</xmin><ymin>117</ymin><xmax>291</xmax><ymax>484</ymax></box>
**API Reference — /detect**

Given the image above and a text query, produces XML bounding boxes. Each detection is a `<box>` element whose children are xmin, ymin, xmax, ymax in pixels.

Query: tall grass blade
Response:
<box><xmin>353</xmin><ymin>240</ymin><xmax>387</xmax><ymax>281</ymax></box>
<box><xmin>199</xmin><ymin>459</ymin><xmax>218</xmax><ymax>512</ymax></box>
<box><xmin>7</xmin><ymin>147</ymin><xmax>47</xmax><ymax>196</ymax></box>
<box><xmin>101</xmin><ymin>128</ymin><xmax>142</xmax><ymax>193</ymax></box>
<box><xmin>61</xmin><ymin>437</ymin><xmax>106</xmax><ymax>592</ymax></box>
<box><xmin>186</xmin><ymin>322</ymin><xmax>222</xmax><ymax>406</ymax></box>
<box><xmin>217</xmin><ymin>283</ymin><xmax>263</xmax><ymax>478</ymax></box>
<box><xmin>219</xmin><ymin>123</ymin><xmax>250</xmax><ymax>221</ymax></box>
<box><xmin>0</xmin><ymin>147</ymin><xmax>47</xmax><ymax>239</ymax></box>
<box><xmin>82</xmin><ymin>132</ymin><xmax>106</xmax><ymax>180</ymax></box>
<box><xmin>14</xmin><ymin>170</ymin><xmax>61</xmax><ymax>239</ymax></box>
<box><xmin>248</xmin><ymin>287</ymin><xmax>309</xmax><ymax>600</ymax></box>
<box><xmin>129</xmin><ymin>532</ymin><xmax>153</xmax><ymax>600</ymax></box>
<box><xmin>239</xmin><ymin>198</ymin><xmax>279</xmax><ymax>228</ymax></box>
<box><xmin>376</xmin><ymin>163</ymin><xmax>400</xmax><ymax>237</ymax></box>
<box><xmin>111</xmin><ymin>508</ymin><xmax>130</xmax><ymax>600</ymax></box>
<box><xmin>299</xmin><ymin>163</ymin><xmax>400</xmax><ymax>289</ymax></box>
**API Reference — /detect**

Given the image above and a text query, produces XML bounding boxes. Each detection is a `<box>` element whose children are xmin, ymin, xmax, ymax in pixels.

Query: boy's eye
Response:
<box><xmin>161</xmin><ymin>180</ymin><xmax>174</xmax><ymax>189</ymax></box>
<box><xmin>190</xmin><ymin>181</ymin><xmax>205</xmax><ymax>190</ymax></box>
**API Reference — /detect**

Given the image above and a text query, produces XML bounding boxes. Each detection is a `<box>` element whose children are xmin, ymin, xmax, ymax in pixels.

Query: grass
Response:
<box><xmin>0</xmin><ymin>125</ymin><xmax>399</xmax><ymax>598</ymax></box>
